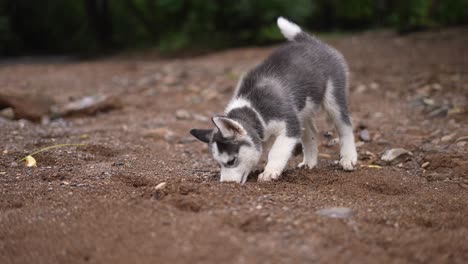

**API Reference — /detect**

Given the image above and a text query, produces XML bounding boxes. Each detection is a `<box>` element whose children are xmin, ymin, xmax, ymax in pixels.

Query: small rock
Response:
<box><xmin>0</xmin><ymin>107</ymin><xmax>14</xmax><ymax>119</ymax></box>
<box><xmin>56</xmin><ymin>95</ymin><xmax>122</xmax><ymax>117</ymax></box>
<box><xmin>381</xmin><ymin>148</ymin><xmax>413</xmax><ymax>165</ymax></box>
<box><xmin>360</xmin><ymin>150</ymin><xmax>377</xmax><ymax>161</ymax></box>
<box><xmin>456</xmin><ymin>141</ymin><xmax>467</xmax><ymax>147</ymax></box>
<box><xmin>428</xmin><ymin>106</ymin><xmax>449</xmax><ymax>118</ymax></box>
<box><xmin>455</xmin><ymin>136</ymin><xmax>468</xmax><ymax>143</ymax></box>
<box><xmin>155</xmin><ymin>182</ymin><xmax>167</xmax><ymax>190</ymax></box>
<box><xmin>441</xmin><ymin>133</ymin><xmax>457</xmax><ymax>143</ymax></box>
<box><xmin>188</xmin><ymin>85</ymin><xmax>201</xmax><ymax>92</ymax></box>
<box><xmin>201</xmin><ymin>89</ymin><xmax>219</xmax><ymax>101</ymax></box>
<box><xmin>432</xmin><ymin>83</ymin><xmax>442</xmax><ymax>91</ymax></box>
<box><xmin>190</xmin><ymin>95</ymin><xmax>202</xmax><ymax>104</ymax></box>
<box><xmin>422</xmin><ymin>98</ymin><xmax>435</xmax><ymax>106</ymax></box>
<box><xmin>359</xmin><ymin>129</ymin><xmax>371</xmax><ymax>142</ymax></box>
<box><xmin>112</xmin><ymin>161</ymin><xmax>125</xmax><ymax>166</ymax></box>
<box><xmin>193</xmin><ymin>113</ymin><xmax>209</xmax><ymax>122</ymax></box>
<box><xmin>369</xmin><ymin>82</ymin><xmax>379</xmax><ymax>90</ymax></box>
<box><xmin>448</xmin><ymin>106</ymin><xmax>465</xmax><ymax>116</ymax></box>
<box><xmin>178</xmin><ymin>137</ymin><xmax>197</xmax><ymax>144</ymax></box>
<box><xmin>374</xmin><ymin>112</ymin><xmax>384</xmax><ymax>118</ymax></box>
<box><xmin>71</xmin><ymin>183</ymin><xmax>86</xmax><ymax>187</ymax></box>
<box><xmin>408</xmin><ymin>97</ymin><xmax>425</xmax><ymax>108</ymax></box>
<box><xmin>175</xmin><ymin>109</ymin><xmax>191</xmax><ymax>120</ymax></box>
<box><xmin>421</xmin><ymin>162</ymin><xmax>430</xmax><ymax>169</ymax></box>
<box><xmin>0</xmin><ymin>92</ymin><xmax>55</xmax><ymax>122</ymax></box>
<box><xmin>317</xmin><ymin>207</ymin><xmax>353</xmax><ymax>219</ymax></box>
<box><xmin>355</xmin><ymin>141</ymin><xmax>365</xmax><ymax>148</ymax></box>
<box><xmin>144</xmin><ymin>128</ymin><xmax>177</xmax><ymax>143</ymax></box>
<box><xmin>355</xmin><ymin>84</ymin><xmax>367</xmax><ymax>93</ymax></box>
<box><xmin>152</xmin><ymin>190</ymin><xmax>165</xmax><ymax>200</ymax></box>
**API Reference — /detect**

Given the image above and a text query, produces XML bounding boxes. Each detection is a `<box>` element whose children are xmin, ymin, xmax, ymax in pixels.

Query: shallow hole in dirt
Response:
<box><xmin>40</xmin><ymin>171</ymin><xmax>66</xmax><ymax>182</ymax></box>
<box><xmin>172</xmin><ymin>197</ymin><xmax>202</xmax><ymax>212</ymax></box>
<box><xmin>362</xmin><ymin>181</ymin><xmax>412</xmax><ymax>196</ymax></box>
<box><xmin>0</xmin><ymin>199</ymin><xmax>24</xmax><ymax>210</ymax></box>
<box><xmin>178</xmin><ymin>183</ymin><xmax>199</xmax><ymax>195</ymax></box>
<box><xmin>113</xmin><ymin>173</ymin><xmax>153</xmax><ymax>188</ymax></box>
<box><xmin>78</xmin><ymin>144</ymin><xmax>119</xmax><ymax>158</ymax></box>
<box><xmin>238</xmin><ymin>214</ymin><xmax>271</xmax><ymax>233</ymax></box>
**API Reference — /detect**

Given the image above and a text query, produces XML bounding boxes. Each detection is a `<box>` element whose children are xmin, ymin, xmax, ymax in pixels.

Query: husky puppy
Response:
<box><xmin>190</xmin><ymin>17</ymin><xmax>357</xmax><ymax>184</ymax></box>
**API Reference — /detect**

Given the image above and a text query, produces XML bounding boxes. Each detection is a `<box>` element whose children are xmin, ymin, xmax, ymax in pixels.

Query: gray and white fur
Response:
<box><xmin>190</xmin><ymin>17</ymin><xmax>357</xmax><ymax>184</ymax></box>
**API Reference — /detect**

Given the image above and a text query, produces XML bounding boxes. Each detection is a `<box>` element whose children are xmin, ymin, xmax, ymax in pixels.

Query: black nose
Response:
<box><xmin>225</xmin><ymin>158</ymin><xmax>236</xmax><ymax>167</ymax></box>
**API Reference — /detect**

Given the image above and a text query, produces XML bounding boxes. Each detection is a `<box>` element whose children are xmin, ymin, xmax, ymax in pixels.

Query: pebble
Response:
<box><xmin>422</xmin><ymin>98</ymin><xmax>435</xmax><ymax>106</ymax></box>
<box><xmin>112</xmin><ymin>161</ymin><xmax>125</xmax><ymax>166</ymax></box>
<box><xmin>155</xmin><ymin>182</ymin><xmax>167</xmax><ymax>190</ymax></box>
<box><xmin>144</xmin><ymin>128</ymin><xmax>177</xmax><ymax>143</ymax></box>
<box><xmin>355</xmin><ymin>141</ymin><xmax>365</xmax><ymax>148</ymax></box>
<box><xmin>355</xmin><ymin>84</ymin><xmax>367</xmax><ymax>93</ymax></box>
<box><xmin>428</xmin><ymin>106</ymin><xmax>449</xmax><ymax>118</ymax></box>
<box><xmin>421</xmin><ymin>162</ymin><xmax>430</xmax><ymax>169</ymax></box>
<box><xmin>317</xmin><ymin>207</ymin><xmax>354</xmax><ymax>219</ymax></box>
<box><xmin>178</xmin><ymin>137</ymin><xmax>197</xmax><ymax>144</ymax></box>
<box><xmin>360</xmin><ymin>150</ymin><xmax>377</xmax><ymax>160</ymax></box>
<box><xmin>175</xmin><ymin>109</ymin><xmax>191</xmax><ymax>120</ymax></box>
<box><xmin>441</xmin><ymin>133</ymin><xmax>457</xmax><ymax>142</ymax></box>
<box><xmin>0</xmin><ymin>93</ymin><xmax>54</xmax><ymax>122</ymax></box>
<box><xmin>57</xmin><ymin>95</ymin><xmax>122</xmax><ymax>117</ymax></box>
<box><xmin>193</xmin><ymin>113</ymin><xmax>209</xmax><ymax>122</ymax></box>
<box><xmin>201</xmin><ymin>89</ymin><xmax>219</xmax><ymax>101</ymax></box>
<box><xmin>432</xmin><ymin>83</ymin><xmax>442</xmax><ymax>91</ymax></box>
<box><xmin>374</xmin><ymin>112</ymin><xmax>384</xmax><ymax>118</ymax></box>
<box><xmin>381</xmin><ymin>148</ymin><xmax>413</xmax><ymax>164</ymax></box>
<box><xmin>455</xmin><ymin>136</ymin><xmax>468</xmax><ymax>143</ymax></box>
<box><xmin>369</xmin><ymin>82</ymin><xmax>380</xmax><ymax>90</ymax></box>
<box><xmin>359</xmin><ymin>129</ymin><xmax>371</xmax><ymax>142</ymax></box>
<box><xmin>0</xmin><ymin>107</ymin><xmax>14</xmax><ymax>119</ymax></box>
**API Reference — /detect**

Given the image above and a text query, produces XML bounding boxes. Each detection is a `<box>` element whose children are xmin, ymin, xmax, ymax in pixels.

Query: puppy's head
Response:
<box><xmin>190</xmin><ymin>116</ymin><xmax>261</xmax><ymax>184</ymax></box>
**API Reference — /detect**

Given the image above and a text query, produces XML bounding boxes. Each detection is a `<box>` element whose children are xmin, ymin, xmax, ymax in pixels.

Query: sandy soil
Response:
<box><xmin>1</xmin><ymin>28</ymin><xmax>467</xmax><ymax>264</ymax></box>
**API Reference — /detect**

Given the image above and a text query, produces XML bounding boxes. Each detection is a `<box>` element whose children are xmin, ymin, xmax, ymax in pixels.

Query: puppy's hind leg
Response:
<box><xmin>323</xmin><ymin>79</ymin><xmax>357</xmax><ymax>171</ymax></box>
<box><xmin>298</xmin><ymin>118</ymin><xmax>318</xmax><ymax>169</ymax></box>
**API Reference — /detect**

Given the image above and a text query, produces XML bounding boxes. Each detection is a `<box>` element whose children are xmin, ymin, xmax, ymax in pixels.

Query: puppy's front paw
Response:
<box><xmin>339</xmin><ymin>153</ymin><xmax>357</xmax><ymax>171</ymax></box>
<box><xmin>258</xmin><ymin>169</ymin><xmax>281</xmax><ymax>182</ymax></box>
<box><xmin>298</xmin><ymin>160</ymin><xmax>317</xmax><ymax>169</ymax></box>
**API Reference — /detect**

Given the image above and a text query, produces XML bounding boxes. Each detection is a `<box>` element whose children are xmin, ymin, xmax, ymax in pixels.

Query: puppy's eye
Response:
<box><xmin>226</xmin><ymin>158</ymin><xmax>236</xmax><ymax>166</ymax></box>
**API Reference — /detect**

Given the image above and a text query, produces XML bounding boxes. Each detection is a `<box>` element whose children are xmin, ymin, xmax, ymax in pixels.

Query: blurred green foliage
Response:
<box><xmin>0</xmin><ymin>0</ymin><xmax>467</xmax><ymax>56</ymax></box>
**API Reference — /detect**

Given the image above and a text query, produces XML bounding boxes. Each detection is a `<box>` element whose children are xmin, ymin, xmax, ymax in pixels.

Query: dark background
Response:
<box><xmin>1</xmin><ymin>0</ymin><xmax>467</xmax><ymax>56</ymax></box>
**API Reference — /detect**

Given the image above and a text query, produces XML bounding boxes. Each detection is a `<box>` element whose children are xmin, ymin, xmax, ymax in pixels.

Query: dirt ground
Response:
<box><xmin>1</xmin><ymin>28</ymin><xmax>467</xmax><ymax>264</ymax></box>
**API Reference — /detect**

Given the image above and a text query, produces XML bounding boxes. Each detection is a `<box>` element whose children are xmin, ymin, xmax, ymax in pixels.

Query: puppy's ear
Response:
<box><xmin>190</xmin><ymin>129</ymin><xmax>213</xmax><ymax>143</ymax></box>
<box><xmin>212</xmin><ymin>116</ymin><xmax>246</xmax><ymax>139</ymax></box>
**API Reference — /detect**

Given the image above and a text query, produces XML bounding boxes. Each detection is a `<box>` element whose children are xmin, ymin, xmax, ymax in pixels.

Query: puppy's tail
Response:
<box><xmin>277</xmin><ymin>17</ymin><xmax>319</xmax><ymax>44</ymax></box>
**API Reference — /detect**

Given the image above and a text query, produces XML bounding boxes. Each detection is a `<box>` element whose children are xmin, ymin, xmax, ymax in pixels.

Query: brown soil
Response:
<box><xmin>1</xmin><ymin>28</ymin><xmax>468</xmax><ymax>264</ymax></box>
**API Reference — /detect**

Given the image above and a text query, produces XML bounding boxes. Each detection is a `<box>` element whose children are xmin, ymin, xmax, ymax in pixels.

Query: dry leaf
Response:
<box><xmin>25</xmin><ymin>155</ymin><xmax>37</xmax><ymax>167</ymax></box>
